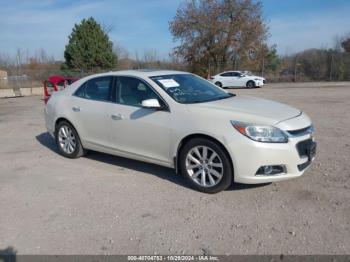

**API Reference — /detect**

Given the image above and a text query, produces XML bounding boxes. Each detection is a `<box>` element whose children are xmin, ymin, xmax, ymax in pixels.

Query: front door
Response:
<box><xmin>107</xmin><ymin>76</ymin><xmax>172</xmax><ymax>165</ymax></box>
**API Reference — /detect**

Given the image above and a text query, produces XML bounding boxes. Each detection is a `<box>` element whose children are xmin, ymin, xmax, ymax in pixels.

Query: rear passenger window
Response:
<box><xmin>74</xmin><ymin>76</ymin><xmax>113</xmax><ymax>102</ymax></box>
<box><xmin>220</xmin><ymin>72</ymin><xmax>232</xmax><ymax>77</ymax></box>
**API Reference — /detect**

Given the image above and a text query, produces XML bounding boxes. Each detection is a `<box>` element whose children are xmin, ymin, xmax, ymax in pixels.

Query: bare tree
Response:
<box><xmin>169</xmin><ymin>0</ymin><xmax>268</xmax><ymax>75</ymax></box>
<box><xmin>102</xmin><ymin>21</ymin><xmax>115</xmax><ymax>34</ymax></box>
<box><xmin>114</xmin><ymin>42</ymin><xmax>129</xmax><ymax>60</ymax></box>
<box><xmin>143</xmin><ymin>49</ymin><xmax>159</xmax><ymax>64</ymax></box>
<box><xmin>0</xmin><ymin>53</ymin><xmax>14</xmax><ymax>68</ymax></box>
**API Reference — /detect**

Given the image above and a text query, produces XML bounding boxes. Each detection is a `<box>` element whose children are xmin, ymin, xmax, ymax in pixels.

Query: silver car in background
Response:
<box><xmin>210</xmin><ymin>71</ymin><xmax>265</xmax><ymax>88</ymax></box>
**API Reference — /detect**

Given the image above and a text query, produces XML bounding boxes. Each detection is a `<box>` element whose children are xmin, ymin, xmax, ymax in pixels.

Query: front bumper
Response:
<box><xmin>254</xmin><ymin>80</ymin><xmax>264</xmax><ymax>86</ymax></box>
<box><xmin>227</xmin><ymin>133</ymin><xmax>316</xmax><ymax>184</ymax></box>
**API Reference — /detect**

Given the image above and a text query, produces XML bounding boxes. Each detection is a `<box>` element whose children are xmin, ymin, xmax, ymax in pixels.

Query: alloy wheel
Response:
<box><xmin>58</xmin><ymin>125</ymin><xmax>76</xmax><ymax>154</ymax></box>
<box><xmin>185</xmin><ymin>146</ymin><xmax>224</xmax><ymax>187</ymax></box>
<box><xmin>247</xmin><ymin>81</ymin><xmax>254</xmax><ymax>88</ymax></box>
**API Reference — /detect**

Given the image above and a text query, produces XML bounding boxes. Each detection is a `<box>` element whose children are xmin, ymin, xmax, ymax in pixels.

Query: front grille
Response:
<box><xmin>287</xmin><ymin>125</ymin><xmax>314</xmax><ymax>137</ymax></box>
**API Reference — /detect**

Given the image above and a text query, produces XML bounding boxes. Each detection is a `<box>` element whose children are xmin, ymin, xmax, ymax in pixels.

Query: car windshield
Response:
<box><xmin>150</xmin><ymin>74</ymin><xmax>234</xmax><ymax>104</ymax></box>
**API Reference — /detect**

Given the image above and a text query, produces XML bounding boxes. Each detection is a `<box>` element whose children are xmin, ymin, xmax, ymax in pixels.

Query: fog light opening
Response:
<box><xmin>256</xmin><ymin>165</ymin><xmax>286</xmax><ymax>176</ymax></box>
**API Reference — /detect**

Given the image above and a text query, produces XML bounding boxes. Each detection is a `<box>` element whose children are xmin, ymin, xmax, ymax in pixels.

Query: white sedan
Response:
<box><xmin>210</xmin><ymin>71</ymin><xmax>265</xmax><ymax>88</ymax></box>
<box><xmin>45</xmin><ymin>70</ymin><xmax>316</xmax><ymax>193</ymax></box>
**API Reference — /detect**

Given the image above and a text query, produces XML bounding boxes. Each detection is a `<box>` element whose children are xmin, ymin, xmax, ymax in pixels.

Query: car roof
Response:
<box><xmin>83</xmin><ymin>69</ymin><xmax>189</xmax><ymax>79</ymax></box>
<box><xmin>217</xmin><ymin>71</ymin><xmax>240</xmax><ymax>74</ymax></box>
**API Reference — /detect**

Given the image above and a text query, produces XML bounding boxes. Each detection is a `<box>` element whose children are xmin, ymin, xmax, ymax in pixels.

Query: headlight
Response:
<box><xmin>231</xmin><ymin>121</ymin><xmax>288</xmax><ymax>143</ymax></box>
<box><xmin>254</xmin><ymin>78</ymin><xmax>260</xmax><ymax>81</ymax></box>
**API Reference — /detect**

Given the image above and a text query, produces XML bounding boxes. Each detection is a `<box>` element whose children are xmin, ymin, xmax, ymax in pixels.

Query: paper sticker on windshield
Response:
<box><xmin>158</xmin><ymin>79</ymin><xmax>180</xmax><ymax>88</ymax></box>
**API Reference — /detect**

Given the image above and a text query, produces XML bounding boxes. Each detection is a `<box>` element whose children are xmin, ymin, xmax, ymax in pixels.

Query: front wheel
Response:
<box><xmin>246</xmin><ymin>80</ymin><xmax>255</xmax><ymax>88</ymax></box>
<box><xmin>179</xmin><ymin>138</ymin><xmax>233</xmax><ymax>193</ymax></box>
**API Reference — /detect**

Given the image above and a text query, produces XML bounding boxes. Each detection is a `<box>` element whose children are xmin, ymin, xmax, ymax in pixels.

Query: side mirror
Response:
<box><xmin>141</xmin><ymin>99</ymin><xmax>161</xmax><ymax>109</ymax></box>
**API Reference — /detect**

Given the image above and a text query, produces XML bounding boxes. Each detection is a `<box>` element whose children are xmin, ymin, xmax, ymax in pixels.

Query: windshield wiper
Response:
<box><xmin>190</xmin><ymin>100</ymin><xmax>207</xmax><ymax>104</ymax></box>
<box><xmin>187</xmin><ymin>93</ymin><xmax>235</xmax><ymax>104</ymax></box>
<box><xmin>218</xmin><ymin>93</ymin><xmax>235</xmax><ymax>100</ymax></box>
<box><xmin>204</xmin><ymin>93</ymin><xmax>235</xmax><ymax>102</ymax></box>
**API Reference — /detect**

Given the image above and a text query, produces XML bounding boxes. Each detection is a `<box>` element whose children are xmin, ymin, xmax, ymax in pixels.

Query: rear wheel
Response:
<box><xmin>56</xmin><ymin>121</ymin><xmax>86</xmax><ymax>158</ymax></box>
<box><xmin>246</xmin><ymin>80</ymin><xmax>255</xmax><ymax>88</ymax></box>
<box><xmin>179</xmin><ymin>138</ymin><xmax>233</xmax><ymax>193</ymax></box>
<box><xmin>215</xmin><ymin>81</ymin><xmax>223</xmax><ymax>88</ymax></box>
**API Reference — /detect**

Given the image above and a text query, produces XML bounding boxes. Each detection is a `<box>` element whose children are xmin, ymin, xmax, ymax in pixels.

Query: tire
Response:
<box><xmin>215</xmin><ymin>81</ymin><xmax>223</xmax><ymax>88</ymax></box>
<box><xmin>246</xmin><ymin>80</ymin><xmax>255</xmax><ymax>88</ymax></box>
<box><xmin>179</xmin><ymin>138</ymin><xmax>233</xmax><ymax>193</ymax></box>
<box><xmin>55</xmin><ymin>120</ymin><xmax>86</xmax><ymax>159</ymax></box>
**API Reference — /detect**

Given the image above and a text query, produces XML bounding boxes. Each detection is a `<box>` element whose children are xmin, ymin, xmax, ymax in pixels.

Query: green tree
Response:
<box><xmin>264</xmin><ymin>45</ymin><xmax>280</xmax><ymax>73</ymax></box>
<box><xmin>64</xmin><ymin>17</ymin><xmax>117</xmax><ymax>71</ymax></box>
<box><xmin>341</xmin><ymin>38</ymin><xmax>350</xmax><ymax>53</ymax></box>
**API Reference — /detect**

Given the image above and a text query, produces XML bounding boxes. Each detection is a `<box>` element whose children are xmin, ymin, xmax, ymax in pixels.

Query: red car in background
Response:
<box><xmin>44</xmin><ymin>75</ymin><xmax>78</xmax><ymax>103</ymax></box>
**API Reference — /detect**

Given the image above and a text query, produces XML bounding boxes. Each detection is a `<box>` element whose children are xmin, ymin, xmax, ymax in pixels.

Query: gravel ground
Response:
<box><xmin>0</xmin><ymin>82</ymin><xmax>349</xmax><ymax>255</ymax></box>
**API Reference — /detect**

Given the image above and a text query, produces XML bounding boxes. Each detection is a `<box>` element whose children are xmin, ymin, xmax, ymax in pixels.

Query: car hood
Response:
<box><xmin>188</xmin><ymin>95</ymin><xmax>301</xmax><ymax>124</ymax></box>
<box><xmin>249</xmin><ymin>75</ymin><xmax>264</xmax><ymax>80</ymax></box>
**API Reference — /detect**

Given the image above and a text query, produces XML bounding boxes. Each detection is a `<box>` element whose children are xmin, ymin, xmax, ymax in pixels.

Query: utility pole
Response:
<box><xmin>16</xmin><ymin>49</ymin><xmax>21</xmax><ymax>90</ymax></box>
<box><xmin>261</xmin><ymin>57</ymin><xmax>265</xmax><ymax>77</ymax></box>
<box><xmin>293</xmin><ymin>55</ymin><xmax>298</xmax><ymax>82</ymax></box>
<box><xmin>207</xmin><ymin>60</ymin><xmax>211</xmax><ymax>80</ymax></box>
<box><xmin>329</xmin><ymin>52</ymin><xmax>334</xmax><ymax>81</ymax></box>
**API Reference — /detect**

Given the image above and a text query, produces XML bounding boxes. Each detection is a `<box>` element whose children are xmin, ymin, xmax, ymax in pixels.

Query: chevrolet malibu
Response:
<box><xmin>44</xmin><ymin>70</ymin><xmax>316</xmax><ymax>193</ymax></box>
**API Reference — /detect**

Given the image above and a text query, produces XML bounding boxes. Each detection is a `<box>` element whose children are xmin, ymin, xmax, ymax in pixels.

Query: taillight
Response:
<box><xmin>207</xmin><ymin>75</ymin><xmax>214</xmax><ymax>80</ymax></box>
<box><xmin>43</xmin><ymin>81</ymin><xmax>55</xmax><ymax>104</ymax></box>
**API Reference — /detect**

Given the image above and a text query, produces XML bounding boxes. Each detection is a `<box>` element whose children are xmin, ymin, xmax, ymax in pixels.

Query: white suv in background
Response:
<box><xmin>210</xmin><ymin>71</ymin><xmax>265</xmax><ymax>88</ymax></box>
<box><xmin>45</xmin><ymin>70</ymin><xmax>316</xmax><ymax>193</ymax></box>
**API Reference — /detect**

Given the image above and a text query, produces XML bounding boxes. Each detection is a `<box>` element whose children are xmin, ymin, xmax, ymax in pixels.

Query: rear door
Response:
<box><xmin>70</xmin><ymin>76</ymin><xmax>113</xmax><ymax>148</ymax></box>
<box><xmin>218</xmin><ymin>72</ymin><xmax>233</xmax><ymax>87</ymax></box>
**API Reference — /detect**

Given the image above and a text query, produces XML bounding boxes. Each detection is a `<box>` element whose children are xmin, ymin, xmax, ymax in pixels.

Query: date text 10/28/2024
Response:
<box><xmin>127</xmin><ymin>255</ymin><xmax>219</xmax><ymax>261</ymax></box>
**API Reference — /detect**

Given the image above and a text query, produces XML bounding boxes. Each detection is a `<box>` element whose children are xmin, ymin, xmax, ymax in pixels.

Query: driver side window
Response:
<box><xmin>220</xmin><ymin>72</ymin><xmax>232</xmax><ymax>77</ymax></box>
<box><xmin>116</xmin><ymin>76</ymin><xmax>161</xmax><ymax>107</ymax></box>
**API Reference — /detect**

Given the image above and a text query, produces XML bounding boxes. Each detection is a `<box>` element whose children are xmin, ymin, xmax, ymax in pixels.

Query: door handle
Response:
<box><xmin>111</xmin><ymin>114</ymin><xmax>124</xmax><ymax>120</ymax></box>
<box><xmin>72</xmin><ymin>106</ymin><xmax>80</xmax><ymax>112</ymax></box>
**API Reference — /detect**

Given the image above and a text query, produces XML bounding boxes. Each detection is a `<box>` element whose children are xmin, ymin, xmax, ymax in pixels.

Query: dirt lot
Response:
<box><xmin>0</xmin><ymin>82</ymin><xmax>349</xmax><ymax>255</ymax></box>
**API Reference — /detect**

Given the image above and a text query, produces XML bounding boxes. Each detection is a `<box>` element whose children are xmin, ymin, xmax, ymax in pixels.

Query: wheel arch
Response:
<box><xmin>214</xmin><ymin>81</ymin><xmax>223</xmax><ymax>87</ymax></box>
<box><xmin>246</xmin><ymin>80</ymin><xmax>256</xmax><ymax>87</ymax></box>
<box><xmin>54</xmin><ymin>117</ymin><xmax>81</xmax><ymax>140</ymax></box>
<box><xmin>175</xmin><ymin>133</ymin><xmax>234</xmax><ymax>176</ymax></box>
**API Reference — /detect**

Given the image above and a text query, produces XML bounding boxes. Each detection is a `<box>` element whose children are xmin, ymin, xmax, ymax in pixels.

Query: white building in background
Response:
<box><xmin>0</xmin><ymin>70</ymin><xmax>7</xmax><ymax>80</ymax></box>
<box><xmin>0</xmin><ymin>70</ymin><xmax>8</xmax><ymax>88</ymax></box>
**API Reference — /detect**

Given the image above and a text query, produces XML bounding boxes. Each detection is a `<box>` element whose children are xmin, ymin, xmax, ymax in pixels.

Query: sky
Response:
<box><xmin>0</xmin><ymin>0</ymin><xmax>350</xmax><ymax>60</ymax></box>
